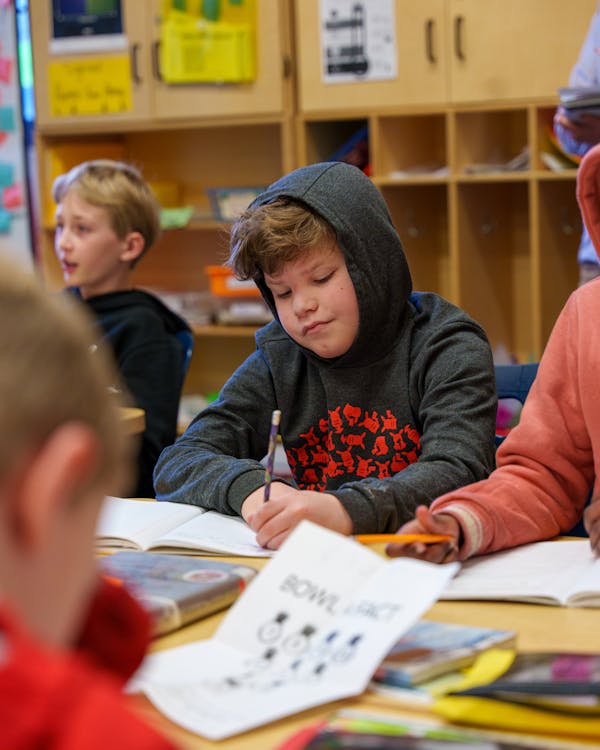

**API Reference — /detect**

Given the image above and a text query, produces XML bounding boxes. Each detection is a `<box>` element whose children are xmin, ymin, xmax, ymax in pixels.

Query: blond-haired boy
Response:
<box><xmin>0</xmin><ymin>258</ymin><xmax>176</xmax><ymax>748</ymax></box>
<box><xmin>53</xmin><ymin>159</ymin><xmax>191</xmax><ymax>497</ymax></box>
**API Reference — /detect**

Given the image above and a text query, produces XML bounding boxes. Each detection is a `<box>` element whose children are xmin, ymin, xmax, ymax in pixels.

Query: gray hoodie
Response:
<box><xmin>154</xmin><ymin>162</ymin><xmax>497</xmax><ymax>533</ymax></box>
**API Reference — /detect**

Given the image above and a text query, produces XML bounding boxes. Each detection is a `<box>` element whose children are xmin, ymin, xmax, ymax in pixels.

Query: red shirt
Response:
<box><xmin>0</xmin><ymin>578</ymin><xmax>177</xmax><ymax>749</ymax></box>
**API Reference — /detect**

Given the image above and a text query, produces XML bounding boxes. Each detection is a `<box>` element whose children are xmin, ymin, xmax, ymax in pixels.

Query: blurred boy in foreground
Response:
<box><xmin>0</xmin><ymin>259</ymin><xmax>176</xmax><ymax>748</ymax></box>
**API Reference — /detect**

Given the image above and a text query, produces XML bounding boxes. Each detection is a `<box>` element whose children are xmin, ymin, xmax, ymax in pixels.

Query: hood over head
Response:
<box><xmin>252</xmin><ymin>162</ymin><xmax>413</xmax><ymax>366</ymax></box>
<box><xmin>577</xmin><ymin>142</ymin><xmax>600</xmax><ymax>263</ymax></box>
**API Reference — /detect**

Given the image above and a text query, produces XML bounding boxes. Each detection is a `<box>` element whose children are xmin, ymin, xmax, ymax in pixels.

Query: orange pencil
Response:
<box><xmin>355</xmin><ymin>533</ymin><xmax>453</xmax><ymax>545</ymax></box>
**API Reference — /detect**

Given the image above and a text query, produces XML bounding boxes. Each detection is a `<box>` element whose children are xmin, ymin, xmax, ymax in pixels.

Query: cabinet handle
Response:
<box><xmin>282</xmin><ymin>54</ymin><xmax>293</xmax><ymax>79</ymax></box>
<box><xmin>425</xmin><ymin>19</ymin><xmax>436</xmax><ymax>64</ymax></box>
<box><xmin>453</xmin><ymin>15</ymin><xmax>465</xmax><ymax>61</ymax></box>
<box><xmin>151</xmin><ymin>40</ymin><xmax>163</xmax><ymax>81</ymax></box>
<box><xmin>130</xmin><ymin>43</ymin><xmax>142</xmax><ymax>84</ymax></box>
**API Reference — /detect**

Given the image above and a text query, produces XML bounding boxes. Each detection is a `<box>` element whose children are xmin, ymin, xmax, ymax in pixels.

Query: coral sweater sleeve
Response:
<box><xmin>430</xmin><ymin>284</ymin><xmax>599</xmax><ymax>559</ymax></box>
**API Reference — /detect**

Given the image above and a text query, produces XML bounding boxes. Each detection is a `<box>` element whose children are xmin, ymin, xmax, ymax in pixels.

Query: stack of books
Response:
<box><xmin>559</xmin><ymin>86</ymin><xmax>600</xmax><ymax>121</ymax></box>
<box><xmin>370</xmin><ymin>620</ymin><xmax>516</xmax><ymax>704</ymax></box>
<box><xmin>275</xmin><ymin>707</ymin><xmax>586</xmax><ymax>749</ymax></box>
<box><xmin>432</xmin><ymin>649</ymin><xmax>600</xmax><ymax>740</ymax></box>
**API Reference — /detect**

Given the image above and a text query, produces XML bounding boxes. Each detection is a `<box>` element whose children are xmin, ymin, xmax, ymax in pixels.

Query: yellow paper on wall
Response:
<box><xmin>160</xmin><ymin>6</ymin><xmax>256</xmax><ymax>83</ymax></box>
<box><xmin>48</xmin><ymin>56</ymin><xmax>133</xmax><ymax>118</ymax></box>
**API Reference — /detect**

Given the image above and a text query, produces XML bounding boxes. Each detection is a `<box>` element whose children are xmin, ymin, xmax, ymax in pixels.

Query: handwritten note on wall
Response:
<box><xmin>48</xmin><ymin>55</ymin><xmax>132</xmax><ymax>117</ymax></box>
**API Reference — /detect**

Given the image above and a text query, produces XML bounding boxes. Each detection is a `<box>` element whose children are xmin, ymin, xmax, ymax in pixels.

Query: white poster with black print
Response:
<box><xmin>130</xmin><ymin>521</ymin><xmax>458</xmax><ymax>740</ymax></box>
<box><xmin>320</xmin><ymin>0</ymin><xmax>397</xmax><ymax>83</ymax></box>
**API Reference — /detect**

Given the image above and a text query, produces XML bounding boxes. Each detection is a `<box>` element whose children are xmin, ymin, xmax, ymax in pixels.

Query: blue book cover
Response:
<box><xmin>373</xmin><ymin>619</ymin><xmax>516</xmax><ymax>687</ymax></box>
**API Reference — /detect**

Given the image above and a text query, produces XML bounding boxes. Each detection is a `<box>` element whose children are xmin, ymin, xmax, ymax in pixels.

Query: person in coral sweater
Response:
<box><xmin>386</xmin><ymin>142</ymin><xmax>600</xmax><ymax>564</ymax></box>
<box><xmin>0</xmin><ymin>258</ymin><xmax>177</xmax><ymax>749</ymax></box>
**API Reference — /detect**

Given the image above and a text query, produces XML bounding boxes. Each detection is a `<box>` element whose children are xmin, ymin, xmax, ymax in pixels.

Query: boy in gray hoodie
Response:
<box><xmin>154</xmin><ymin>162</ymin><xmax>497</xmax><ymax>549</ymax></box>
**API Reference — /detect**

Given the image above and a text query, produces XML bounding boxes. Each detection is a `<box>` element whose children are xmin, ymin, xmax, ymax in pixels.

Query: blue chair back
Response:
<box><xmin>175</xmin><ymin>329</ymin><xmax>194</xmax><ymax>379</ymax></box>
<box><xmin>494</xmin><ymin>363</ymin><xmax>539</xmax><ymax>448</ymax></box>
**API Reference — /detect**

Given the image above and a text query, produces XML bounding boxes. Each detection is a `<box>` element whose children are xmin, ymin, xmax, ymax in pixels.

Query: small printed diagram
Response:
<box><xmin>320</xmin><ymin>0</ymin><xmax>397</xmax><ymax>83</ymax></box>
<box><xmin>324</xmin><ymin>3</ymin><xmax>368</xmax><ymax>76</ymax></box>
<box><xmin>207</xmin><ymin>611</ymin><xmax>364</xmax><ymax>693</ymax></box>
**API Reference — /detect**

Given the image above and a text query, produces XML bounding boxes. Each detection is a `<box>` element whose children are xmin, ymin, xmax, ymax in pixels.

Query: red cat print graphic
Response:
<box><xmin>286</xmin><ymin>405</ymin><xmax>422</xmax><ymax>491</ymax></box>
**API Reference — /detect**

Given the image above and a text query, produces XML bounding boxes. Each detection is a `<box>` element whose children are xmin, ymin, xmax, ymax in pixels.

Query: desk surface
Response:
<box><xmin>134</xmin><ymin>554</ymin><xmax>600</xmax><ymax>750</ymax></box>
<box><xmin>120</xmin><ymin>407</ymin><xmax>145</xmax><ymax>435</ymax></box>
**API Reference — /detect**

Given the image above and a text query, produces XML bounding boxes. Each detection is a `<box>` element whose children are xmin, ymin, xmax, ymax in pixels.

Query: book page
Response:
<box><xmin>563</xmin><ymin>552</ymin><xmax>600</xmax><ymax>607</ymax></box>
<box><xmin>440</xmin><ymin>541</ymin><xmax>594</xmax><ymax>606</ymax></box>
<box><xmin>130</xmin><ymin>521</ymin><xmax>458</xmax><ymax>740</ymax></box>
<box><xmin>151</xmin><ymin>510</ymin><xmax>273</xmax><ymax>558</ymax></box>
<box><xmin>96</xmin><ymin>497</ymin><xmax>204</xmax><ymax>551</ymax></box>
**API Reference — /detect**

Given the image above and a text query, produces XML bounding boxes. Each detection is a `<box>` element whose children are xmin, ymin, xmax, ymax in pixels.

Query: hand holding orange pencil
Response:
<box><xmin>379</xmin><ymin>506</ymin><xmax>461</xmax><ymax>562</ymax></box>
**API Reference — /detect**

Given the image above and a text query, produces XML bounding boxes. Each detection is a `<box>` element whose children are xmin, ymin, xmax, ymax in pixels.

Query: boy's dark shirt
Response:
<box><xmin>154</xmin><ymin>162</ymin><xmax>497</xmax><ymax>532</ymax></box>
<box><xmin>68</xmin><ymin>288</ymin><xmax>190</xmax><ymax>497</ymax></box>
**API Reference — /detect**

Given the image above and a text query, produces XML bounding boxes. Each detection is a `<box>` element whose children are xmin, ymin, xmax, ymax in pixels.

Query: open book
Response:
<box><xmin>96</xmin><ymin>497</ymin><xmax>273</xmax><ymax>558</ymax></box>
<box><xmin>100</xmin><ymin>551</ymin><xmax>257</xmax><ymax>636</ymax></box>
<box><xmin>129</xmin><ymin>521</ymin><xmax>458</xmax><ymax>740</ymax></box>
<box><xmin>441</xmin><ymin>540</ymin><xmax>600</xmax><ymax>607</ymax></box>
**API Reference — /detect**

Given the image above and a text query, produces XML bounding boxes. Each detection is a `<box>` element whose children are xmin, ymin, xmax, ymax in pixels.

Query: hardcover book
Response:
<box><xmin>373</xmin><ymin>619</ymin><xmax>516</xmax><ymax>687</ymax></box>
<box><xmin>100</xmin><ymin>551</ymin><xmax>257</xmax><ymax>636</ymax></box>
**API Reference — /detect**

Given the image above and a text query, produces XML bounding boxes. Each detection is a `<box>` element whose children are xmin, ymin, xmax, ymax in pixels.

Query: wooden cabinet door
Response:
<box><xmin>448</xmin><ymin>0</ymin><xmax>598</xmax><ymax>102</ymax></box>
<box><xmin>295</xmin><ymin>0</ymin><xmax>448</xmax><ymax>113</ymax></box>
<box><xmin>148</xmin><ymin>0</ymin><xmax>291</xmax><ymax>120</ymax></box>
<box><xmin>30</xmin><ymin>1</ymin><xmax>152</xmax><ymax>129</ymax></box>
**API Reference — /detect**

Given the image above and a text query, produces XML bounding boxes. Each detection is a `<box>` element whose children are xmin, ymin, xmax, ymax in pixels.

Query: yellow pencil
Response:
<box><xmin>355</xmin><ymin>533</ymin><xmax>453</xmax><ymax>545</ymax></box>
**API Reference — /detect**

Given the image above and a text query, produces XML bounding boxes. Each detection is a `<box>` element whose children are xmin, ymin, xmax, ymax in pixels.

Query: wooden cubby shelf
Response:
<box><xmin>30</xmin><ymin>0</ymin><xmax>598</xmax><ymax>395</ymax></box>
<box><xmin>296</xmin><ymin>100</ymin><xmax>585</xmax><ymax>363</ymax></box>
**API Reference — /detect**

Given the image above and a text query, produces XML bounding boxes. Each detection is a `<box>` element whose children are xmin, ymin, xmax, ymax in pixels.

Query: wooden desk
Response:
<box><xmin>120</xmin><ymin>407</ymin><xmax>145</xmax><ymax>435</ymax></box>
<box><xmin>135</xmin><ymin>556</ymin><xmax>600</xmax><ymax>749</ymax></box>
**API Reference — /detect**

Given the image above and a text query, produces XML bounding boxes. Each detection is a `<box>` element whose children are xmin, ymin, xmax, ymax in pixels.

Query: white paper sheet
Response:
<box><xmin>319</xmin><ymin>0</ymin><xmax>397</xmax><ymax>83</ymax></box>
<box><xmin>131</xmin><ymin>521</ymin><xmax>458</xmax><ymax>739</ymax></box>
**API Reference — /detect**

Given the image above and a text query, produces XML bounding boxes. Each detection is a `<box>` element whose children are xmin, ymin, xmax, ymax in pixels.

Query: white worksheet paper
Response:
<box><xmin>130</xmin><ymin>521</ymin><xmax>458</xmax><ymax>739</ymax></box>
